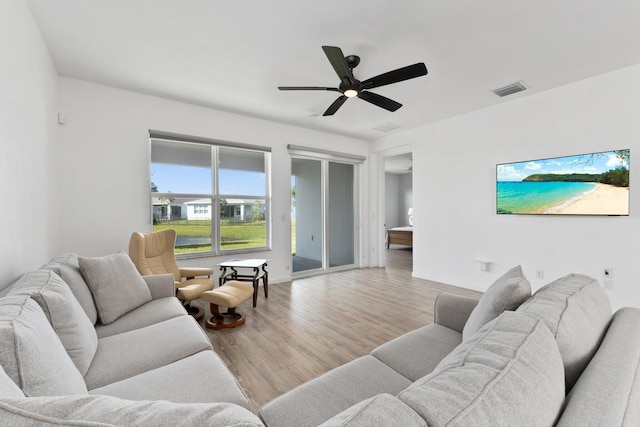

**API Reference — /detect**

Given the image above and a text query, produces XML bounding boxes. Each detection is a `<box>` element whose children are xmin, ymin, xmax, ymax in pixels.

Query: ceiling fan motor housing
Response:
<box><xmin>345</xmin><ymin>55</ymin><xmax>360</xmax><ymax>69</ymax></box>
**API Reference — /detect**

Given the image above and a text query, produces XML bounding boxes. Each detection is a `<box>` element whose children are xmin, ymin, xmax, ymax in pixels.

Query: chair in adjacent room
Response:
<box><xmin>128</xmin><ymin>229</ymin><xmax>213</xmax><ymax>320</ymax></box>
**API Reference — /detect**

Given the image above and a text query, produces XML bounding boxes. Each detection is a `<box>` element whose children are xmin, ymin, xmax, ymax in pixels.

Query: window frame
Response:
<box><xmin>149</xmin><ymin>130</ymin><xmax>272</xmax><ymax>259</ymax></box>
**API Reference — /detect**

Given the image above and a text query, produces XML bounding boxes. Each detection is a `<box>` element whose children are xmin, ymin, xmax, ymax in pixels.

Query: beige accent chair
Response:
<box><xmin>129</xmin><ymin>229</ymin><xmax>213</xmax><ymax>320</ymax></box>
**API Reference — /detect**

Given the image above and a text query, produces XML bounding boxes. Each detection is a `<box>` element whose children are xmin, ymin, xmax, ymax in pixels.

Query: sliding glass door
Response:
<box><xmin>291</xmin><ymin>159</ymin><xmax>323</xmax><ymax>272</ymax></box>
<box><xmin>328</xmin><ymin>161</ymin><xmax>355</xmax><ymax>268</ymax></box>
<box><xmin>291</xmin><ymin>158</ymin><xmax>356</xmax><ymax>274</ymax></box>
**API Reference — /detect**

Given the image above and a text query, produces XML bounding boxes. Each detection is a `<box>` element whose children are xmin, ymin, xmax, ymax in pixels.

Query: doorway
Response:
<box><xmin>384</xmin><ymin>152</ymin><xmax>413</xmax><ymax>268</ymax></box>
<box><xmin>291</xmin><ymin>158</ymin><xmax>356</xmax><ymax>274</ymax></box>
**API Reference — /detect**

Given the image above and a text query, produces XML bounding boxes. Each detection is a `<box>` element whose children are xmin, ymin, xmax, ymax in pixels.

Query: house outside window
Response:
<box><xmin>194</xmin><ymin>204</ymin><xmax>209</xmax><ymax>215</ymax></box>
<box><xmin>150</xmin><ymin>131</ymin><xmax>271</xmax><ymax>257</ymax></box>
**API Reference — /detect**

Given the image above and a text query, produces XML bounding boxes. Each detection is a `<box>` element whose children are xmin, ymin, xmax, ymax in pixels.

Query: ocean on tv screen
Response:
<box><xmin>497</xmin><ymin>181</ymin><xmax>597</xmax><ymax>214</ymax></box>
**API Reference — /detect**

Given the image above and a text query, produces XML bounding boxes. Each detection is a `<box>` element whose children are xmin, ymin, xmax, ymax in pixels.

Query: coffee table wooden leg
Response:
<box><xmin>262</xmin><ymin>264</ymin><xmax>268</xmax><ymax>298</ymax></box>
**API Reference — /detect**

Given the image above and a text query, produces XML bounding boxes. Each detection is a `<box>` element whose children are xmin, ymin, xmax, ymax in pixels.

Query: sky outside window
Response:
<box><xmin>152</xmin><ymin>164</ymin><xmax>265</xmax><ymax>195</ymax></box>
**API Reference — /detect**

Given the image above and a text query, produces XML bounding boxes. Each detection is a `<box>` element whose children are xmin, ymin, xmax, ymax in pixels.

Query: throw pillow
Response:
<box><xmin>0</xmin><ymin>295</ymin><xmax>88</xmax><ymax>396</ymax></box>
<box><xmin>462</xmin><ymin>265</ymin><xmax>530</xmax><ymax>340</ymax></box>
<box><xmin>41</xmin><ymin>253</ymin><xmax>99</xmax><ymax>324</ymax></box>
<box><xmin>399</xmin><ymin>311</ymin><xmax>565</xmax><ymax>426</ymax></box>
<box><xmin>79</xmin><ymin>252</ymin><xmax>152</xmax><ymax>325</ymax></box>
<box><xmin>516</xmin><ymin>273</ymin><xmax>611</xmax><ymax>391</ymax></box>
<box><xmin>7</xmin><ymin>270</ymin><xmax>98</xmax><ymax>376</ymax></box>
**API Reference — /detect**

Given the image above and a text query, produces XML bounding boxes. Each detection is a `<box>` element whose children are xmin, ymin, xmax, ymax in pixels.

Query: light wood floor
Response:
<box><xmin>194</xmin><ymin>247</ymin><xmax>481</xmax><ymax>412</ymax></box>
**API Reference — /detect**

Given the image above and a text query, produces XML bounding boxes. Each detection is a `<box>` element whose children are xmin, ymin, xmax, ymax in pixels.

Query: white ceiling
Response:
<box><xmin>27</xmin><ymin>0</ymin><xmax>640</xmax><ymax>141</ymax></box>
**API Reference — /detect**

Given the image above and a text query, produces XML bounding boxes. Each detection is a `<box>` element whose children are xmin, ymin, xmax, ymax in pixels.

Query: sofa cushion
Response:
<box><xmin>7</xmin><ymin>270</ymin><xmax>97</xmax><ymax>376</ymax></box>
<box><xmin>0</xmin><ymin>365</ymin><xmax>23</xmax><ymax>398</ymax></box>
<box><xmin>462</xmin><ymin>265</ymin><xmax>530</xmax><ymax>340</ymax></box>
<box><xmin>399</xmin><ymin>311</ymin><xmax>565</xmax><ymax>427</ymax></box>
<box><xmin>84</xmin><ymin>315</ymin><xmax>212</xmax><ymax>390</ymax></box>
<box><xmin>40</xmin><ymin>253</ymin><xmax>98</xmax><ymax>324</ymax></box>
<box><xmin>556</xmin><ymin>307</ymin><xmax>640</xmax><ymax>426</ymax></box>
<box><xmin>79</xmin><ymin>252</ymin><xmax>152</xmax><ymax>325</ymax></box>
<box><xmin>94</xmin><ymin>296</ymin><xmax>186</xmax><ymax>339</ymax></box>
<box><xmin>516</xmin><ymin>273</ymin><xmax>611</xmax><ymax>391</ymax></box>
<box><xmin>0</xmin><ymin>295</ymin><xmax>88</xmax><ymax>396</ymax></box>
<box><xmin>90</xmin><ymin>350</ymin><xmax>252</xmax><ymax>409</ymax></box>
<box><xmin>259</xmin><ymin>355</ymin><xmax>412</xmax><ymax>427</ymax></box>
<box><xmin>371</xmin><ymin>323</ymin><xmax>462</xmax><ymax>381</ymax></box>
<box><xmin>319</xmin><ymin>394</ymin><xmax>426</xmax><ymax>427</ymax></box>
<box><xmin>0</xmin><ymin>395</ymin><xmax>264</xmax><ymax>427</ymax></box>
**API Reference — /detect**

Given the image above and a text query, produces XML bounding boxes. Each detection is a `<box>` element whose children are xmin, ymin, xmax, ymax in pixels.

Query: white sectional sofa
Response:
<box><xmin>0</xmin><ymin>252</ymin><xmax>263</xmax><ymax>426</ymax></box>
<box><xmin>0</xmin><ymin>256</ymin><xmax>639</xmax><ymax>426</ymax></box>
<box><xmin>258</xmin><ymin>266</ymin><xmax>640</xmax><ymax>427</ymax></box>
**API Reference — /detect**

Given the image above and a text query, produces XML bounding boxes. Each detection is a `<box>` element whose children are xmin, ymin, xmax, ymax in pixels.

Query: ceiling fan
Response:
<box><xmin>278</xmin><ymin>46</ymin><xmax>428</xmax><ymax>116</ymax></box>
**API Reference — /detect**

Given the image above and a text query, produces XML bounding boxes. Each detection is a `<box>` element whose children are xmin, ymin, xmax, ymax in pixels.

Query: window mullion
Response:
<box><xmin>212</xmin><ymin>146</ymin><xmax>220</xmax><ymax>255</ymax></box>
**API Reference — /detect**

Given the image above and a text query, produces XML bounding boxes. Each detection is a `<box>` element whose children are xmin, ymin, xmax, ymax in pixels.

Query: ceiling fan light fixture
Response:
<box><xmin>344</xmin><ymin>89</ymin><xmax>358</xmax><ymax>98</ymax></box>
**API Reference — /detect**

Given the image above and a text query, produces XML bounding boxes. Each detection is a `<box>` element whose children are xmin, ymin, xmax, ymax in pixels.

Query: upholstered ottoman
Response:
<box><xmin>201</xmin><ymin>281</ymin><xmax>254</xmax><ymax>329</ymax></box>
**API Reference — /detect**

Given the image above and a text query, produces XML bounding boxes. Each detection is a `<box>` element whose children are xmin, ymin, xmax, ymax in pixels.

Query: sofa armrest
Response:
<box><xmin>142</xmin><ymin>274</ymin><xmax>176</xmax><ymax>300</ymax></box>
<box><xmin>556</xmin><ymin>307</ymin><xmax>640</xmax><ymax>426</ymax></box>
<box><xmin>434</xmin><ymin>293</ymin><xmax>479</xmax><ymax>333</ymax></box>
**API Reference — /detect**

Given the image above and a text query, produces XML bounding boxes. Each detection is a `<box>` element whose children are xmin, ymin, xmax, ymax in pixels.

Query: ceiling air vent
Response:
<box><xmin>373</xmin><ymin>122</ymin><xmax>402</xmax><ymax>132</ymax></box>
<box><xmin>492</xmin><ymin>81</ymin><xmax>527</xmax><ymax>97</ymax></box>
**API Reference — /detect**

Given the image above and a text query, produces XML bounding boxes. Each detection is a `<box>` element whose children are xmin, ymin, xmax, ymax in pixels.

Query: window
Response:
<box><xmin>150</xmin><ymin>131</ymin><xmax>271</xmax><ymax>257</ymax></box>
<box><xmin>194</xmin><ymin>205</ymin><xmax>209</xmax><ymax>215</ymax></box>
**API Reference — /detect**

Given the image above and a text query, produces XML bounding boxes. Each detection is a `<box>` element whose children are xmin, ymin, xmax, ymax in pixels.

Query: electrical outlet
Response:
<box><xmin>536</xmin><ymin>270</ymin><xmax>544</xmax><ymax>280</ymax></box>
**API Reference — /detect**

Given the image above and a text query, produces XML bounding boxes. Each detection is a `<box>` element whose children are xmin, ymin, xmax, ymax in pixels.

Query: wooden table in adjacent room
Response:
<box><xmin>216</xmin><ymin>258</ymin><xmax>269</xmax><ymax>307</ymax></box>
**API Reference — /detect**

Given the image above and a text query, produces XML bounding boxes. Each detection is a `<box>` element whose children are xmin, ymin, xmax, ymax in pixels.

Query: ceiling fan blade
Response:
<box><xmin>322</xmin><ymin>46</ymin><xmax>355</xmax><ymax>87</ymax></box>
<box><xmin>278</xmin><ymin>86</ymin><xmax>341</xmax><ymax>92</ymax></box>
<box><xmin>361</xmin><ymin>63</ymin><xmax>427</xmax><ymax>90</ymax></box>
<box><xmin>323</xmin><ymin>95</ymin><xmax>348</xmax><ymax>116</ymax></box>
<box><xmin>357</xmin><ymin>91</ymin><xmax>402</xmax><ymax>112</ymax></box>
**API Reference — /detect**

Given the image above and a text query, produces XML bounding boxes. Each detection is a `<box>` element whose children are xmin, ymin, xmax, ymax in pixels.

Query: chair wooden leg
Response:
<box><xmin>184</xmin><ymin>302</ymin><xmax>204</xmax><ymax>321</ymax></box>
<box><xmin>205</xmin><ymin>303</ymin><xmax>246</xmax><ymax>329</ymax></box>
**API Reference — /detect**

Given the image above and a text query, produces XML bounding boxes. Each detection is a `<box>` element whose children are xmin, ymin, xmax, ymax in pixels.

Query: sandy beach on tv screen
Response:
<box><xmin>551</xmin><ymin>183</ymin><xmax>629</xmax><ymax>215</ymax></box>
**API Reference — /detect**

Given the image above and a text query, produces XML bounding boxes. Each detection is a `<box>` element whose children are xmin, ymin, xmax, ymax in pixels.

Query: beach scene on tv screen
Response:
<box><xmin>497</xmin><ymin>149</ymin><xmax>629</xmax><ymax>215</ymax></box>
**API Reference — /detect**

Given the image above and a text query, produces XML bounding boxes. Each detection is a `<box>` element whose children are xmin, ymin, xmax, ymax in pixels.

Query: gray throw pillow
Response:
<box><xmin>41</xmin><ymin>253</ymin><xmax>99</xmax><ymax>324</ymax></box>
<box><xmin>8</xmin><ymin>270</ymin><xmax>98</xmax><ymax>376</ymax></box>
<box><xmin>0</xmin><ymin>295</ymin><xmax>88</xmax><ymax>396</ymax></box>
<box><xmin>462</xmin><ymin>265</ymin><xmax>531</xmax><ymax>340</ymax></box>
<box><xmin>79</xmin><ymin>252</ymin><xmax>152</xmax><ymax>325</ymax></box>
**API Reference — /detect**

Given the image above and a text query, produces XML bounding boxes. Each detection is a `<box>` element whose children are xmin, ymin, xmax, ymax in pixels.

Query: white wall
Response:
<box><xmin>0</xmin><ymin>0</ymin><xmax>58</xmax><ymax>287</ymax></box>
<box><xmin>374</xmin><ymin>64</ymin><xmax>640</xmax><ymax>310</ymax></box>
<box><xmin>399</xmin><ymin>174</ymin><xmax>413</xmax><ymax>226</ymax></box>
<box><xmin>55</xmin><ymin>78</ymin><xmax>370</xmax><ymax>284</ymax></box>
<box><xmin>385</xmin><ymin>173</ymin><xmax>413</xmax><ymax>229</ymax></box>
<box><xmin>385</xmin><ymin>173</ymin><xmax>401</xmax><ymax>228</ymax></box>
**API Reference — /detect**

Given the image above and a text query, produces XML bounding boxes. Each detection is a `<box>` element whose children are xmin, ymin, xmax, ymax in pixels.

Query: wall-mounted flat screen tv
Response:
<box><xmin>497</xmin><ymin>149</ymin><xmax>629</xmax><ymax>215</ymax></box>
